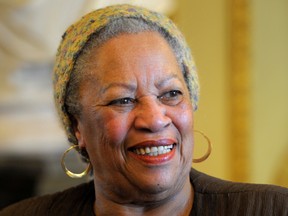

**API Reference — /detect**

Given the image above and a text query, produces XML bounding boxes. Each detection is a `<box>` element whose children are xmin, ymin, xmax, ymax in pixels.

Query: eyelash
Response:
<box><xmin>158</xmin><ymin>90</ymin><xmax>183</xmax><ymax>105</ymax></box>
<box><xmin>158</xmin><ymin>90</ymin><xmax>183</xmax><ymax>100</ymax></box>
<box><xmin>107</xmin><ymin>97</ymin><xmax>136</xmax><ymax>106</ymax></box>
<box><xmin>107</xmin><ymin>90</ymin><xmax>183</xmax><ymax>107</ymax></box>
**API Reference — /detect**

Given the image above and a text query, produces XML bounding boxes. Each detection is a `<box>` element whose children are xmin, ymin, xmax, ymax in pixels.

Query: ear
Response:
<box><xmin>73</xmin><ymin>118</ymin><xmax>86</xmax><ymax>148</ymax></box>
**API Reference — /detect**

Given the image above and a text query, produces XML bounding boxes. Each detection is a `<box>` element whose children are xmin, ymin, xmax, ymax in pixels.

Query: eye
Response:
<box><xmin>158</xmin><ymin>90</ymin><xmax>183</xmax><ymax>106</ymax></box>
<box><xmin>107</xmin><ymin>97</ymin><xmax>136</xmax><ymax>106</ymax></box>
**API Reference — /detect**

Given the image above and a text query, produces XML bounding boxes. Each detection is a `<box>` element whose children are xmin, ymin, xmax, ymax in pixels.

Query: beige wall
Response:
<box><xmin>250</xmin><ymin>0</ymin><xmax>288</xmax><ymax>186</ymax></box>
<box><xmin>176</xmin><ymin>0</ymin><xmax>288</xmax><ymax>186</ymax></box>
<box><xmin>176</xmin><ymin>0</ymin><xmax>230</xmax><ymax>180</ymax></box>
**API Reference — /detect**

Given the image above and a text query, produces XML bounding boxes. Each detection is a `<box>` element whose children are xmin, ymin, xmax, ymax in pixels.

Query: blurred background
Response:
<box><xmin>0</xmin><ymin>0</ymin><xmax>287</xmax><ymax>209</ymax></box>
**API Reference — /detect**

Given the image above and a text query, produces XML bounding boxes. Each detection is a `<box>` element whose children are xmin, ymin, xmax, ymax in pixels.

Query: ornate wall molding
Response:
<box><xmin>229</xmin><ymin>0</ymin><xmax>250</xmax><ymax>182</ymax></box>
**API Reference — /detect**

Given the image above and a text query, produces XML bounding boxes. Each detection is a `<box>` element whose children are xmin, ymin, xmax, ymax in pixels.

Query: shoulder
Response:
<box><xmin>190</xmin><ymin>168</ymin><xmax>288</xmax><ymax>195</ymax></box>
<box><xmin>0</xmin><ymin>181</ymin><xmax>95</xmax><ymax>216</ymax></box>
<box><xmin>190</xmin><ymin>169</ymin><xmax>288</xmax><ymax>215</ymax></box>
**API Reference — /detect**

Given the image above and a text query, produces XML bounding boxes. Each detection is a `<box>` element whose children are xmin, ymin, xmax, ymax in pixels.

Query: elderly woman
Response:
<box><xmin>1</xmin><ymin>4</ymin><xmax>287</xmax><ymax>216</ymax></box>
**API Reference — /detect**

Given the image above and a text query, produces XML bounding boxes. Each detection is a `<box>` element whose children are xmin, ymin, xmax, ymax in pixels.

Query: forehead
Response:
<box><xmin>84</xmin><ymin>31</ymin><xmax>181</xmax><ymax>84</ymax></box>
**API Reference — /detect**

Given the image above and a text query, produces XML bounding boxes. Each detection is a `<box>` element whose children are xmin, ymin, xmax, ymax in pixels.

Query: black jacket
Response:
<box><xmin>1</xmin><ymin>169</ymin><xmax>287</xmax><ymax>215</ymax></box>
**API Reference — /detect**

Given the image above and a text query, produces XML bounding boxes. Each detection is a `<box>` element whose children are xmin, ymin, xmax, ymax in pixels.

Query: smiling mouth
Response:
<box><xmin>130</xmin><ymin>144</ymin><xmax>176</xmax><ymax>157</ymax></box>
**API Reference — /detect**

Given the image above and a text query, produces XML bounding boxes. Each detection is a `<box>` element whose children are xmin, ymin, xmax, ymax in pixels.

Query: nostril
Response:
<box><xmin>134</xmin><ymin>112</ymin><xmax>171</xmax><ymax>132</ymax></box>
<box><xmin>139</xmin><ymin>127</ymin><xmax>154</xmax><ymax>133</ymax></box>
<box><xmin>133</xmin><ymin>98</ymin><xmax>171</xmax><ymax>132</ymax></box>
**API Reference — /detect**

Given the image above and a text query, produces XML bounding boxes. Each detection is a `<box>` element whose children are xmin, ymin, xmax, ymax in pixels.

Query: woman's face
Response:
<box><xmin>75</xmin><ymin>32</ymin><xmax>194</xmax><ymax>202</ymax></box>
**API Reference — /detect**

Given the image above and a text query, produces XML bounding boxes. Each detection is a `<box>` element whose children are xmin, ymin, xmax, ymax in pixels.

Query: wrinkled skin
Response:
<box><xmin>75</xmin><ymin>32</ymin><xmax>195</xmax><ymax>215</ymax></box>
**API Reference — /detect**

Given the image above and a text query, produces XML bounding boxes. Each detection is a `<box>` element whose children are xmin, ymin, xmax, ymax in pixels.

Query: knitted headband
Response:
<box><xmin>53</xmin><ymin>4</ymin><xmax>199</xmax><ymax>144</ymax></box>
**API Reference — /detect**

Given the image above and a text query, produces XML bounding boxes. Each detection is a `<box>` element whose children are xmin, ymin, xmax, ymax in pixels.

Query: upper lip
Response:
<box><xmin>128</xmin><ymin>138</ymin><xmax>177</xmax><ymax>150</ymax></box>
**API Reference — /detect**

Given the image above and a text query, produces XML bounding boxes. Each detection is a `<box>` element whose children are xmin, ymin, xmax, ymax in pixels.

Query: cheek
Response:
<box><xmin>83</xmin><ymin>111</ymin><xmax>131</xmax><ymax>174</ymax></box>
<box><xmin>87</xmin><ymin>110</ymin><xmax>131</xmax><ymax>148</ymax></box>
<box><xmin>169</xmin><ymin>101</ymin><xmax>194</xmax><ymax>157</ymax></box>
<box><xmin>101</xmin><ymin>113</ymin><xmax>131</xmax><ymax>145</ymax></box>
<box><xmin>172</xmin><ymin>101</ymin><xmax>194</xmax><ymax>133</ymax></box>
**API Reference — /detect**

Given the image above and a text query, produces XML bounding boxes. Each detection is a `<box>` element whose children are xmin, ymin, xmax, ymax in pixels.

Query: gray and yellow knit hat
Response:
<box><xmin>53</xmin><ymin>4</ymin><xmax>199</xmax><ymax>144</ymax></box>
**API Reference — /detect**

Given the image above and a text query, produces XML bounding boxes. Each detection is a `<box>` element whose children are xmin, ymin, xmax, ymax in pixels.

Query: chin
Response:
<box><xmin>134</xmin><ymin>170</ymin><xmax>186</xmax><ymax>196</ymax></box>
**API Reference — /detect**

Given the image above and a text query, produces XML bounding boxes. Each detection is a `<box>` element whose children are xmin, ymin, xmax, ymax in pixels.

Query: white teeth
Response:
<box><xmin>145</xmin><ymin>147</ymin><xmax>151</xmax><ymax>153</ymax></box>
<box><xmin>140</xmin><ymin>148</ymin><xmax>145</xmax><ymax>155</ymax></box>
<box><xmin>151</xmin><ymin>146</ymin><xmax>158</xmax><ymax>153</ymax></box>
<box><xmin>133</xmin><ymin>145</ymin><xmax>174</xmax><ymax>156</ymax></box>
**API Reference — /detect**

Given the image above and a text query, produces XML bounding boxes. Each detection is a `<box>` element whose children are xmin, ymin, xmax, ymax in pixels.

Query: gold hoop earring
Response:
<box><xmin>193</xmin><ymin>130</ymin><xmax>212</xmax><ymax>163</ymax></box>
<box><xmin>61</xmin><ymin>145</ymin><xmax>92</xmax><ymax>178</ymax></box>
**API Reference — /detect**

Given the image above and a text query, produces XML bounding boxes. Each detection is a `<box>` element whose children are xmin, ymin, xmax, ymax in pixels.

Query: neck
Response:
<box><xmin>93</xmin><ymin>178</ymin><xmax>194</xmax><ymax>216</ymax></box>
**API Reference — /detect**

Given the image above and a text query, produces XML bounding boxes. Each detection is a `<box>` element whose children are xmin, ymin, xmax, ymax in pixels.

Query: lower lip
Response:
<box><xmin>128</xmin><ymin>147</ymin><xmax>176</xmax><ymax>165</ymax></box>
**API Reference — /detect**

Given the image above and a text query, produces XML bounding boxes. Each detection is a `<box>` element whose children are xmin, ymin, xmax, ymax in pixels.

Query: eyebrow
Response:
<box><xmin>155</xmin><ymin>73</ymin><xmax>181</xmax><ymax>89</ymax></box>
<box><xmin>100</xmin><ymin>82</ymin><xmax>137</xmax><ymax>94</ymax></box>
<box><xmin>99</xmin><ymin>73</ymin><xmax>180</xmax><ymax>94</ymax></box>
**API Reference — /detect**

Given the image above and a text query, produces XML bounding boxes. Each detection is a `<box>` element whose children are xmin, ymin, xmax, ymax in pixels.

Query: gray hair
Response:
<box><xmin>65</xmin><ymin>17</ymin><xmax>189</xmax><ymax>122</ymax></box>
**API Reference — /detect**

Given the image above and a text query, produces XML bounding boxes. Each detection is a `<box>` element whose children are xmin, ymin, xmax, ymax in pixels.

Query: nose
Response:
<box><xmin>134</xmin><ymin>97</ymin><xmax>172</xmax><ymax>132</ymax></box>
